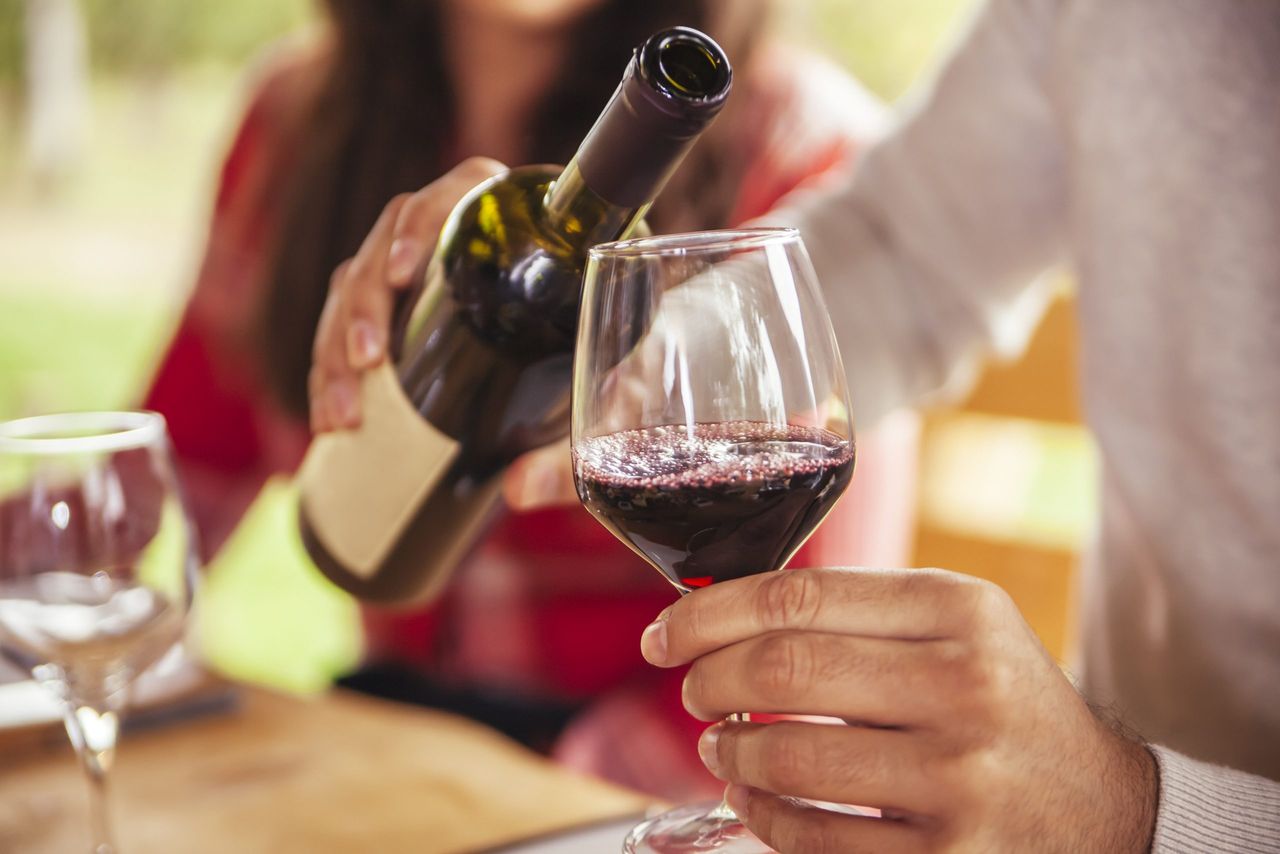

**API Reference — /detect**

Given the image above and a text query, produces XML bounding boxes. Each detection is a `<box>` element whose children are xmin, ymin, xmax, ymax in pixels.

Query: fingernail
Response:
<box><xmin>387</xmin><ymin>238</ymin><xmax>423</xmax><ymax>284</ymax></box>
<box><xmin>328</xmin><ymin>381</ymin><xmax>360</xmax><ymax>428</ymax></box>
<box><xmin>348</xmin><ymin>321</ymin><xmax>383</xmax><ymax>368</ymax></box>
<box><xmin>698</xmin><ymin>724</ymin><xmax>722</xmax><ymax>776</ymax></box>
<box><xmin>725</xmin><ymin>784</ymin><xmax>751</xmax><ymax>819</ymax></box>
<box><xmin>640</xmin><ymin>608</ymin><xmax>670</xmax><ymax>664</ymax></box>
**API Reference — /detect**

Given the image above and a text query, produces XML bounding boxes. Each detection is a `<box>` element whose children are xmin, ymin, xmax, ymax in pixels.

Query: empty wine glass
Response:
<box><xmin>0</xmin><ymin>412</ymin><xmax>198</xmax><ymax>854</ymax></box>
<box><xmin>571</xmin><ymin>228</ymin><xmax>855</xmax><ymax>852</ymax></box>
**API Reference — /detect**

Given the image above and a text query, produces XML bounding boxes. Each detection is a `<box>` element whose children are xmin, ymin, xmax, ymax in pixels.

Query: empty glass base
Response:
<box><xmin>623</xmin><ymin>802</ymin><xmax>774</xmax><ymax>853</ymax></box>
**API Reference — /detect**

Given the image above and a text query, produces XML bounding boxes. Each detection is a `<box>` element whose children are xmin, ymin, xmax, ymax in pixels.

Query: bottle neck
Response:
<box><xmin>542</xmin><ymin>160</ymin><xmax>651</xmax><ymax>247</ymax></box>
<box><xmin>541</xmin><ymin>27</ymin><xmax>730</xmax><ymax>247</ymax></box>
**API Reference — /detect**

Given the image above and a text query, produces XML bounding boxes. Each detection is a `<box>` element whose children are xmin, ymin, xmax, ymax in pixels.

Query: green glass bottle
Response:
<box><xmin>298</xmin><ymin>27</ymin><xmax>732</xmax><ymax>603</ymax></box>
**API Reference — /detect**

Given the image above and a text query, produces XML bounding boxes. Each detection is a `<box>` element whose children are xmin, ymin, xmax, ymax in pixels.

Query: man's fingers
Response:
<box><xmin>503</xmin><ymin>439</ymin><xmax>578</xmax><ymax>510</ymax></box>
<box><xmin>681</xmin><ymin>631</ymin><xmax>957</xmax><ymax>724</ymax></box>
<box><xmin>386</xmin><ymin>157</ymin><xmax>506</xmax><ymax>286</ymax></box>
<box><xmin>726</xmin><ymin>785</ymin><xmax>930</xmax><ymax>854</ymax></box>
<box><xmin>647</xmin><ymin>567</ymin><xmax>1005</xmax><ymax>666</ymax></box>
<box><xmin>703</xmin><ymin>720</ymin><xmax>940</xmax><ymax>815</ymax></box>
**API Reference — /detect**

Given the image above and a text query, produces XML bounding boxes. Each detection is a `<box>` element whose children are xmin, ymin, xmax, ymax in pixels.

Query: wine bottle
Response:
<box><xmin>296</xmin><ymin>26</ymin><xmax>732</xmax><ymax>604</ymax></box>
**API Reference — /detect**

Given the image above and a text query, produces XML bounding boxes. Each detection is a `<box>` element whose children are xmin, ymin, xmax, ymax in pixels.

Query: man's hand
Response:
<box><xmin>642</xmin><ymin>568</ymin><xmax>1158</xmax><ymax>853</ymax></box>
<box><xmin>308</xmin><ymin>157</ymin><xmax>506</xmax><ymax>433</ymax></box>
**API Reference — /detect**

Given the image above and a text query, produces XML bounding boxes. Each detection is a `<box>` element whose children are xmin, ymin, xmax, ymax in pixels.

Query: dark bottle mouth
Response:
<box><xmin>639</xmin><ymin>27</ymin><xmax>732</xmax><ymax>106</ymax></box>
<box><xmin>567</xmin><ymin>25</ymin><xmax>732</xmax><ymax>207</ymax></box>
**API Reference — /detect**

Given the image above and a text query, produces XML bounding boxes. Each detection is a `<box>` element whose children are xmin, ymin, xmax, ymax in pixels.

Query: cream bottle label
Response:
<box><xmin>297</xmin><ymin>362</ymin><xmax>460</xmax><ymax>580</ymax></box>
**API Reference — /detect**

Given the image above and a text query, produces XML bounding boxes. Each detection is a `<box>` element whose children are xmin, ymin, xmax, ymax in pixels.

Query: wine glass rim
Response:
<box><xmin>0</xmin><ymin>411</ymin><xmax>167</xmax><ymax>455</ymax></box>
<box><xmin>590</xmin><ymin>227</ymin><xmax>800</xmax><ymax>259</ymax></box>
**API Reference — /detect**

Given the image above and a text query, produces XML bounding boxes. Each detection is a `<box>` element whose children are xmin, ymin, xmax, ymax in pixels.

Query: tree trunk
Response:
<box><xmin>23</xmin><ymin>0</ymin><xmax>89</xmax><ymax>193</ymax></box>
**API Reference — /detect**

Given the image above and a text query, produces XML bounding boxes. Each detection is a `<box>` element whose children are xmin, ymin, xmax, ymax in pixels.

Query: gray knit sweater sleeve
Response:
<box><xmin>766</xmin><ymin>0</ymin><xmax>1069</xmax><ymax>425</ymax></box>
<box><xmin>1152</xmin><ymin>748</ymin><xmax>1280</xmax><ymax>853</ymax></box>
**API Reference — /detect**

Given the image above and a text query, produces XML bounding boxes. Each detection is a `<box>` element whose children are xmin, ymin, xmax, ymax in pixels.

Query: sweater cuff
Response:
<box><xmin>1150</xmin><ymin>745</ymin><xmax>1280</xmax><ymax>853</ymax></box>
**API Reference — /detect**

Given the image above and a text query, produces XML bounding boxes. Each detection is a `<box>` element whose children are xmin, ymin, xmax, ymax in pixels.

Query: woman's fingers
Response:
<box><xmin>308</xmin><ymin>157</ymin><xmax>509</xmax><ymax>435</ymax></box>
<box><xmin>702</xmin><ymin>720</ymin><xmax>942</xmax><ymax>815</ymax></box>
<box><xmin>340</xmin><ymin>193</ymin><xmax>411</xmax><ymax>372</ymax></box>
<box><xmin>310</xmin><ymin>259</ymin><xmax>357</xmax><ymax>432</ymax></box>
<box><xmin>311</xmin><ymin>195</ymin><xmax>407</xmax><ymax>430</ymax></box>
<box><xmin>503</xmin><ymin>438</ymin><xmax>579</xmax><ymax>510</ymax></box>
<box><xmin>388</xmin><ymin>156</ymin><xmax>506</xmax><ymax>285</ymax></box>
<box><xmin>309</xmin><ymin>197</ymin><xmax>408</xmax><ymax>432</ymax></box>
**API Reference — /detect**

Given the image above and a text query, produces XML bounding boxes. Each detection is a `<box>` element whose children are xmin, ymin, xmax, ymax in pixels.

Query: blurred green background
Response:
<box><xmin>2</xmin><ymin>0</ymin><xmax>1090</xmax><ymax>692</ymax></box>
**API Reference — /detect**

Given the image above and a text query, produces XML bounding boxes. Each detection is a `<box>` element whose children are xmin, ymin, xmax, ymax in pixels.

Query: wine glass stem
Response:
<box><xmin>63</xmin><ymin>702</ymin><xmax>120</xmax><ymax>854</ymax></box>
<box><xmin>705</xmin><ymin>712</ymin><xmax>750</xmax><ymax>822</ymax></box>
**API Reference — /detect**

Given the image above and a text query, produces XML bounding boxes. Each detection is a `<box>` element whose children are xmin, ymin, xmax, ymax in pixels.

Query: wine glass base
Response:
<box><xmin>623</xmin><ymin>802</ymin><xmax>774</xmax><ymax>853</ymax></box>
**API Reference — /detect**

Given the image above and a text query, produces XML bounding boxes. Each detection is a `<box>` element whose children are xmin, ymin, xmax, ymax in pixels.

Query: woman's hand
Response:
<box><xmin>308</xmin><ymin>157</ymin><xmax>506</xmax><ymax>433</ymax></box>
<box><xmin>642</xmin><ymin>568</ymin><xmax>1159</xmax><ymax>853</ymax></box>
<box><xmin>503</xmin><ymin>439</ymin><xmax>577</xmax><ymax>510</ymax></box>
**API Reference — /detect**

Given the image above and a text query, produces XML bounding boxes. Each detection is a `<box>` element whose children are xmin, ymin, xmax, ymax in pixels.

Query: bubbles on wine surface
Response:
<box><xmin>575</xmin><ymin>420</ymin><xmax>853</xmax><ymax>489</ymax></box>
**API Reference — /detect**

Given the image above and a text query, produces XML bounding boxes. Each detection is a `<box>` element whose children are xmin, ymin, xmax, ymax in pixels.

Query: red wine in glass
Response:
<box><xmin>575</xmin><ymin>421</ymin><xmax>854</xmax><ymax>590</ymax></box>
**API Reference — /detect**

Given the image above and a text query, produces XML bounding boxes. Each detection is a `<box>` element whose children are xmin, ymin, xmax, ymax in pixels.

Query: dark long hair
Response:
<box><xmin>261</xmin><ymin>0</ymin><xmax>763</xmax><ymax>417</ymax></box>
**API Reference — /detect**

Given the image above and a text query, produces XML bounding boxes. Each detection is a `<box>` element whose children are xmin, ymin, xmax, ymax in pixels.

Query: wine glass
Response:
<box><xmin>572</xmin><ymin>228</ymin><xmax>855</xmax><ymax>853</ymax></box>
<box><xmin>0</xmin><ymin>411</ymin><xmax>198</xmax><ymax>854</ymax></box>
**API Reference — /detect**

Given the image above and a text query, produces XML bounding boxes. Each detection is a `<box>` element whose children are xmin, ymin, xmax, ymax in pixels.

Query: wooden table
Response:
<box><xmin>0</xmin><ymin>688</ymin><xmax>653</xmax><ymax>853</ymax></box>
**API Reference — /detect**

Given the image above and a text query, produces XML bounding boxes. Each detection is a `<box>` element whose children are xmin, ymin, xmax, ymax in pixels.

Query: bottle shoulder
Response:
<box><xmin>441</xmin><ymin>165</ymin><xmax>569</xmax><ymax>252</ymax></box>
<box><xmin>434</xmin><ymin>165</ymin><xmax>583</xmax><ymax>357</ymax></box>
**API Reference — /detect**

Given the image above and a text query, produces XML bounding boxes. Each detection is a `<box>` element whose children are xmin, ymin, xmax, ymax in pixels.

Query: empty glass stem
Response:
<box><xmin>63</xmin><ymin>699</ymin><xmax>120</xmax><ymax>854</ymax></box>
